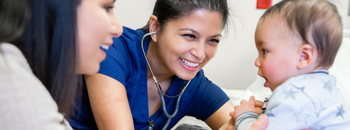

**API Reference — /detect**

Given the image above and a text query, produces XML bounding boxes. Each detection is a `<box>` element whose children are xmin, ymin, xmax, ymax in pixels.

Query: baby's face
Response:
<box><xmin>254</xmin><ymin>15</ymin><xmax>302</xmax><ymax>91</ymax></box>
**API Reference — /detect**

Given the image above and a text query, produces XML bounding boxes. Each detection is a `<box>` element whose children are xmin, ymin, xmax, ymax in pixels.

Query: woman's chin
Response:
<box><xmin>176</xmin><ymin>71</ymin><xmax>198</xmax><ymax>81</ymax></box>
<box><xmin>78</xmin><ymin>65</ymin><xmax>100</xmax><ymax>75</ymax></box>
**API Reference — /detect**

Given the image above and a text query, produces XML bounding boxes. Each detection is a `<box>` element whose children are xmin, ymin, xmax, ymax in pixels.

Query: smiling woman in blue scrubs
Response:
<box><xmin>68</xmin><ymin>0</ymin><xmax>267</xmax><ymax>129</ymax></box>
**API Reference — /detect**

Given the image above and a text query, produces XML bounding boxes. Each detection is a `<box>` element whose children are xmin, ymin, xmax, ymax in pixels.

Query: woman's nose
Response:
<box><xmin>191</xmin><ymin>43</ymin><xmax>205</xmax><ymax>60</ymax></box>
<box><xmin>191</xmin><ymin>42</ymin><xmax>206</xmax><ymax>60</ymax></box>
<box><xmin>110</xmin><ymin>14</ymin><xmax>123</xmax><ymax>37</ymax></box>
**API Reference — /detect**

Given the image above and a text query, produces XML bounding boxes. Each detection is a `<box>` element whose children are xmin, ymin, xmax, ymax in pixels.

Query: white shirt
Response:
<box><xmin>0</xmin><ymin>43</ymin><xmax>71</xmax><ymax>130</ymax></box>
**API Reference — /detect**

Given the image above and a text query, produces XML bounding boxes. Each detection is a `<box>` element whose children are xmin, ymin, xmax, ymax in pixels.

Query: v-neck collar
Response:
<box><xmin>136</xmin><ymin>28</ymin><xmax>188</xmax><ymax>122</ymax></box>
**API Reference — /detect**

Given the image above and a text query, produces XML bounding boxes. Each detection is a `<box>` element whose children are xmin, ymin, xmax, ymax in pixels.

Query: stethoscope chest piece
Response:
<box><xmin>148</xmin><ymin>120</ymin><xmax>155</xmax><ymax>130</ymax></box>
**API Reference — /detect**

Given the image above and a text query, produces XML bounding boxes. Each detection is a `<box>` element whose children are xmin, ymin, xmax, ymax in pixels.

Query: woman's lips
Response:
<box><xmin>179</xmin><ymin>58</ymin><xmax>201</xmax><ymax>71</ymax></box>
<box><xmin>100</xmin><ymin>48</ymin><xmax>106</xmax><ymax>60</ymax></box>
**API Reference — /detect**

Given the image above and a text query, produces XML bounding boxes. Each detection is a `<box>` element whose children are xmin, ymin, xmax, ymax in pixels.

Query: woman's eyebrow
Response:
<box><xmin>108</xmin><ymin>0</ymin><xmax>116</xmax><ymax>4</ymax></box>
<box><xmin>178</xmin><ymin>28</ymin><xmax>222</xmax><ymax>37</ymax></box>
<box><xmin>210</xmin><ymin>34</ymin><xmax>222</xmax><ymax>38</ymax></box>
<box><xmin>178</xmin><ymin>28</ymin><xmax>199</xmax><ymax>36</ymax></box>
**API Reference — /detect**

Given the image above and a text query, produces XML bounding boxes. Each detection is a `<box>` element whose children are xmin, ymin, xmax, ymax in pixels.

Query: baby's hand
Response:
<box><xmin>255</xmin><ymin>99</ymin><xmax>264</xmax><ymax>109</ymax></box>
<box><xmin>231</xmin><ymin>96</ymin><xmax>262</xmax><ymax>120</ymax></box>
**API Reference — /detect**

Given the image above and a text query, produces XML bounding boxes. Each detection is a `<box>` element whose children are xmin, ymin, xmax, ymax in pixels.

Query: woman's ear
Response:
<box><xmin>148</xmin><ymin>15</ymin><xmax>159</xmax><ymax>42</ymax></box>
<box><xmin>297</xmin><ymin>44</ymin><xmax>315</xmax><ymax>69</ymax></box>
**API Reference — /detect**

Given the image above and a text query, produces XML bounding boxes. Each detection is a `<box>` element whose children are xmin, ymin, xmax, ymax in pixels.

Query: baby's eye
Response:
<box><xmin>104</xmin><ymin>6</ymin><xmax>114</xmax><ymax>12</ymax></box>
<box><xmin>262</xmin><ymin>50</ymin><xmax>268</xmax><ymax>54</ymax></box>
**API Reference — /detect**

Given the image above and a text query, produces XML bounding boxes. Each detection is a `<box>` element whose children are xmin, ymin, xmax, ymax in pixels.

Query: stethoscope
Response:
<box><xmin>141</xmin><ymin>31</ymin><xmax>191</xmax><ymax>130</ymax></box>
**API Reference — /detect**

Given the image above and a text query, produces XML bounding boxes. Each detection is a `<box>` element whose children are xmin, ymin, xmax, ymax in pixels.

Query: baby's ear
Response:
<box><xmin>148</xmin><ymin>15</ymin><xmax>159</xmax><ymax>42</ymax></box>
<box><xmin>297</xmin><ymin>44</ymin><xmax>315</xmax><ymax>69</ymax></box>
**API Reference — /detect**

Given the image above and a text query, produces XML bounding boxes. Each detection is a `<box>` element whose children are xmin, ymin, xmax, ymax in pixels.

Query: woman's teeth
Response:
<box><xmin>181</xmin><ymin>58</ymin><xmax>200</xmax><ymax>67</ymax></box>
<box><xmin>101</xmin><ymin>45</ymin><xmax>109</xmax><ymax>50</ymax></box>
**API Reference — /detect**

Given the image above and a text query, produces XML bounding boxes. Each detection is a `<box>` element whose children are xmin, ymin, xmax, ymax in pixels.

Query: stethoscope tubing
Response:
<box><xmin>142</xmin><ymin>31</ymin><xmax>191</xmax><ymax>130</ymax></box>
<box><xmin>158</xmin><ymin>89</ymin><xmax>179</xmax><ymax>130</ymax></box>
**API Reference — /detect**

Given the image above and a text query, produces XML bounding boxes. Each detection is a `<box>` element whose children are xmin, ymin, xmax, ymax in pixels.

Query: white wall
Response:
<box><xmin>336</xmin><ymin>0</ymin><xmax>350</xmax><ymax>29</ymax></box>
<box><xmin>114</xmin><ymin>0</ymin><xmax>350</xmax><ymax>90</ymax></box>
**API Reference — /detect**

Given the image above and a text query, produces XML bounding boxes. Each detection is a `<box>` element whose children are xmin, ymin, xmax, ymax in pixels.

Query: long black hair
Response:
<box><xmin>0</xmin><ymin>0</ymin><xmax>31</xmax><ymax>43</ymax></box>
<box><xmin>18</xmin><ymin>0</ymin><xmax>82</xmax><ymax>116</ymax></box>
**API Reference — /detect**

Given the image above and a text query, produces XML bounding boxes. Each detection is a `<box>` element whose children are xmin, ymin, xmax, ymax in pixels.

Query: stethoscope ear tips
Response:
<box><xmin>151</xmin><ymin>31</ymin><xmax>157</xmax><ymax>34</ymax></box>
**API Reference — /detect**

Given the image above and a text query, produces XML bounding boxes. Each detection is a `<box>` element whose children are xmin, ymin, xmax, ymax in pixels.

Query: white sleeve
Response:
<box><xmin>0</xmin><ymin>43</ymin><xmax>71</xmax><ymax>130</ymax></box>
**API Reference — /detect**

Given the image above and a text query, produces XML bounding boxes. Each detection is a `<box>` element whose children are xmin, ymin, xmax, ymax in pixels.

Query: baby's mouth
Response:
<box><xmin>264</xmin><ymin>80</ymin><xmax>269</xmax><ymax>87</ymax></box>
<box><xmin>260</xmin><ymin>76</ymin><xmax>269</xmax><ymax>87</ymax></box>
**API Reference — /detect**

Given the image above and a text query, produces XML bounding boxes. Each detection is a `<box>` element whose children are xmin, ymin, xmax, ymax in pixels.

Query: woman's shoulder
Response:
<box><xmin>185</xmin><ymin>69</ymin><xmax>227</xmax><ymax>98</ymax></box>
<box><xmin>0</xmin><ymin>43</ymin><xmax>31</xmax><ymax>71</ymax></box>
<box><xmin>109</xmin><ymin>27</ymin><xmax>148</xmax><ymax>55</ymax></box>
<box><xmin>0</xmin><ymin>43</ymin><xmax>69</xmax><ymax>129</ymax></box>
<box><xmin>99</xmin><ymin>27</ymin><xmax>149</xmax><ymax>86</ymax></box>
<box><xmin>180</xmin><ymin>70</ymin><xmax>230</xmax><ymax>120</ymax></box>
<box><xmin>184</xmin><ymin>70</ymin><xmax>218</xmax><ymax>92</ymax></box>
<box><xmin>119</xmin><ymin>27</ymin><xmax>148</xmax><ymax>42</ymax></box>
<box><xmin>190</xmin><ymin>70</ymin><xmax>209</xmax><ymax>84</ymax></box>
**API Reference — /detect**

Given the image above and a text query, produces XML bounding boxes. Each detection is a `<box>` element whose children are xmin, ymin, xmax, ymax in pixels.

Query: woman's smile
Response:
<box><xmin>148</xmin><ymin>9</ymin><xmax>223</xmax><ymax>80</ymax></box>
<box><xmin>179</xmin><ymin>58</ymin><xmax>202</xmax><ymax>71</ymax></box>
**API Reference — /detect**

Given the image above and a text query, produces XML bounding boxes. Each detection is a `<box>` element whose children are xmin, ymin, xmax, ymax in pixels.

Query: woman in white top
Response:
<box><xmin>0</xmin><ymin>0</ymin><xmax>123</xmax><ymax>129</ymax></box>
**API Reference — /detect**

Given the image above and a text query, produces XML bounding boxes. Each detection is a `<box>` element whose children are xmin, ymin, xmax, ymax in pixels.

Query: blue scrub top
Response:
<box><xmin>68</xmin><ymin>27</ymin><xmax>230</xmax><ymax>130</ymax></box>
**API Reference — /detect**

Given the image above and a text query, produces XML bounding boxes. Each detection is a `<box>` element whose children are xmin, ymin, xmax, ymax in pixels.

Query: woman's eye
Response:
<box><xmin>104</xmin><ymin>6</ymin><xmax>114</xmax><ymax>12</ymax></box>
<box><xmin>183</xmin><ymin>34</ymin><xmax>196</xmax><ymax>39</ymax></box>
<box><xmin>209</xmin><ymin>39</ymin><xmax>219</xmax><ymax>43</ymax></box>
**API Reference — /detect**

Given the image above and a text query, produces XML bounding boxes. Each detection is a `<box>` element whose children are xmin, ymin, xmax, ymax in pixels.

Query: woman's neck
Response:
<box><xmin>146</xmin><ymin>40</ymin><xmax>174</xmax><ymax>83</ymax></box>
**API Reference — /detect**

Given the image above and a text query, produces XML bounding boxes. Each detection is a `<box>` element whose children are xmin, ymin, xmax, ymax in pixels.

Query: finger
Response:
<box><xmin>301</xmin><ymin>128</ymin><xmax>312</xmax><ymax>130</ymax></box>
<box><xmin>229</xmin><ymin>111</ymin><xmax>235</xmax><ymax>117</ymax></box>
<box><xmin>255</xmin><ymin>107</ymin><xmax>262</xmax><ymax>115</ymax></box>
<box><xmin>240</xmin><ymin>99</ymin><xmax>248</xmax><ymax>105</ymax></box>
<box><xmin>255</xmin><ymin>100</ymin><xmax>264</xmax><ymax>108</ymax></box>
<box><xmin>258</xmin><ymin>114</ymin><xmax>268</xmax><ymax>124</ymax></box>
<box><xmin>248</xmin><ymin>96</ymin><xmax>256</xmax><ymax>105</ymax></box>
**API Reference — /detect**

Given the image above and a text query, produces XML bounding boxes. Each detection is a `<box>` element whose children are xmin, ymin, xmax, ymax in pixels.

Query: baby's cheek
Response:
<box><xmin>262</xmin><ymin>62</ymin><xmax>278</xmax><ymax>78</ymax></box>
<box><xmin>262</xmin><ymin>62</ymin><xmax>284</xmax><ymax>87</ymax></box>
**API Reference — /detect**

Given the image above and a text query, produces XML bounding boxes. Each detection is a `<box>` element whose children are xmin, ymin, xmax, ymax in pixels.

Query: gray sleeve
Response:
<box><xmin>0</xmin><ymin>43</ymin><xmax>71</xmax><ymax>130</ymax></box>
<box><xmin>234</xmin><ymin>112</ymin><xmax>259</xmax><ymax>130</ymax></box>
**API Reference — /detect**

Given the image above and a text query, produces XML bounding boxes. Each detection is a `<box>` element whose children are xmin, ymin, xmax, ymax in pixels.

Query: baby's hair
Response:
<box><xmin>261</xmin><ymin>0</ymin><xmax>342</xmax><ymax>68</ymax></box>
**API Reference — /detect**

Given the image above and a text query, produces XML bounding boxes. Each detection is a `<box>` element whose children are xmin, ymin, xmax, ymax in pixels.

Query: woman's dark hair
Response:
<box><xmin>148</xmin><ymin>0</ymin><xmax>229</xmax><ymax>31</ymax></box>
<box><xmin>0</xmin><ymin>0</ymin><xmax>31</xmax><ymax>43</ymax></box>
<box><xmin>18</xmin><ymin>0</ymin><xmax>82</xmax><ymax>116</ymax></box>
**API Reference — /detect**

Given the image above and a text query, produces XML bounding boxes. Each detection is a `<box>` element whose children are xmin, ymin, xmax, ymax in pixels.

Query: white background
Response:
<box><xmin>114</xmin><ymin>0</ymin><xmax>350</xmax><ymax>89</ymax></box>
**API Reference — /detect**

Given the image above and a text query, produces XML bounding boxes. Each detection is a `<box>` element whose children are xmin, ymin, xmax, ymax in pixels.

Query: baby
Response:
<box><xmin>232</xmin><ymin>0</ymin><xmax>350</xmax><ymax>129</ymax></box>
